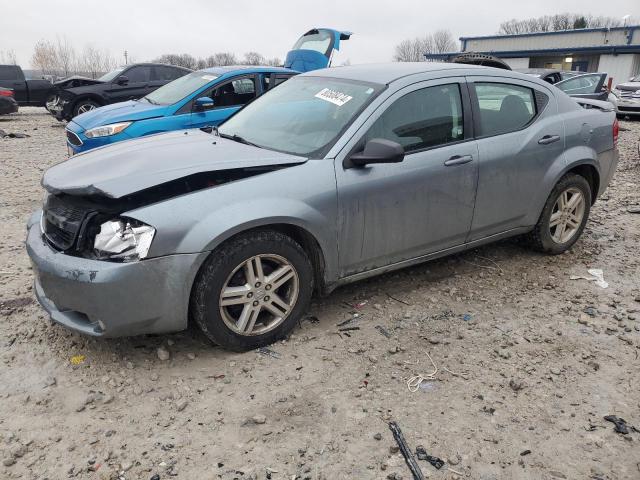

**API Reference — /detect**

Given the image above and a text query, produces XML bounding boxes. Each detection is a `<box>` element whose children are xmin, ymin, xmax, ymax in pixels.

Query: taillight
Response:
<box><xmin>0</xmin><ymin>89</ymin><xmax>13</xmax><ymax>98</ymax></box>
<box><xmin>613</xmin><ymin>118</ymin><xmax>619</xmax><ymax>145</ymax></box>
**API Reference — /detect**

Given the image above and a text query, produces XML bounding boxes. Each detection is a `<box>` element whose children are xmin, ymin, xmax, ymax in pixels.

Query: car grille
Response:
<box><xmin>42</xmin><ymin>195</ymin><xmax>90</xmax><ymax>251</ymax></box>
<box><xmin>618</xmin><ymin>106</ymin><xmax>640</xmax><ymax>112</ymax></box>
<box><xmin>66</xmin><ymin>129</ymin><xmax>83</xmax><ymax>146</ymax></box>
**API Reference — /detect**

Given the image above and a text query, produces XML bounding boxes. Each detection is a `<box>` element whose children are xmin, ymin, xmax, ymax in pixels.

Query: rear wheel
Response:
<box><xmin>527</xmin><ymin>173</ymin><xmax>591</xmax><ymax>254</ymax></box>
<box><xmin>191</xmin><ymin>230</ymin><xmax>313</xmax><ymax>351</ymax></box>
<box><xmin>73</xmin><ymin>99</ymin><xmax>100</xmax><ymax>117</ymax></box>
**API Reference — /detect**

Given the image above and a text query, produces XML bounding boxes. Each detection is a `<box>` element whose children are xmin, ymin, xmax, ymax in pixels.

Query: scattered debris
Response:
<box><xmin>603</xmin><ymin>415</ymin><xmax>638</xmax><ymax>434</ymax></box>
<box><xmin>627</xmin><ymin>206</ymin><xmax>640</xmax><ymax>214</ymax></box>
<box><xmin>520</xmin><ymin>449</ymin><xmax>532</xmax><ymax>456</ymax></box>
<box><xmin>376</xmin><ymin>325</ymin><xmax>392</xmax><ymax>338</ymax></box>
<box><xmin>462</xmin><ymin>313</ymin><xmax>472</xmax><ymax>322</ymax></box>
<box><xmin>338</xmin><ymin>326</ymin><xmax>360</xmax><ymax>332</ymax></box>
<box><xmin>407</xmin><ymin>351</ymin><xmax>468</xmax><ymax>392</ymax></box>
<box><xmin>156</xmin><ymin>346</ymin><xmax>170</xmax><ymax>361</ymax></box>
<box><xmin>386</xmin><ymin>292</ymin><xmax>412</xmax><ymax>306</ymax></box>
<box><xmin>388</xmin><ymin>422</ymin><xmax>425</xmax><ymax>480</ymax></box>
<box><xmin>257</xmin><ymin>347</ymin><xmax>281</xmax><ymax>359</ymax></box>
<box><xmin>415</xmin><ymin>445</ymin><xmax>445</xmax><ymax>469</ymax></box>
<box><xmin>0</xmin><ymin>130</ymin><xmax>30</xmax><ymax>139</ymax></box>
<box><xmin>569</xmin><ymin>268</ymin><xmax>608</xmax><ymax>288</ymax></box>
<box><xmin>69</xmin><ymin>355</ymin><xmax>86</xmax><ymax>365</ymax></box>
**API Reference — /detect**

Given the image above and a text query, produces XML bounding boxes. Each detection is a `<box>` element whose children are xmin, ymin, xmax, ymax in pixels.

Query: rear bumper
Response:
<box><xmin>26</xmin><ymin>211</ymin><xmax>208</xmax><ymax>337</ymax></box>
<box><xmin>598</xmin><ymin>148</ymin><xmax>619</xmax><ymax>198</ymax></box>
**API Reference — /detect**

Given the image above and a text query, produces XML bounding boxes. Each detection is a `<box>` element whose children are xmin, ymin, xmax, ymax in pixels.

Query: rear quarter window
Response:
<box><xmin>0</xmin><ymin>66</ymin><xmax>20</xmax><ymax>81</ymax></box>
<box><xmin>474</xmin><ymin>82</ymin><xmax>540</xmax><ymax>137</ymax></box>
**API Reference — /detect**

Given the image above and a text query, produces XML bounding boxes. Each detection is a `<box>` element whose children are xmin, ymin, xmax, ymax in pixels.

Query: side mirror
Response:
<box><xmin>193</xmin><ymin>96</ymin><xmax>215</xmax><ymax>112</ymax></box>
<box><xmin>345</xmin><ymin>138</ymin><xmax>405</xmax><ymax>168</ymax></box>
<box><xmin>116</xmin><ymin>75</ymin><xmax>129</xmax><ymax>85</ymax></box>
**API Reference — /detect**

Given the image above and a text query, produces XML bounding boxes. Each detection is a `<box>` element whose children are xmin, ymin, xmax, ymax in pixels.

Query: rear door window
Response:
<box><xmin>556</xmin><ymin>74</ymin><xmax>603</xmax><ymax>95</ymax></box>
<box><xmin>363</xmin><ymin>83</ymin><xmax>465</xmax><ymax>153</ymax></box>
<box><xmin>473</xmin><ymin>83</ymin><xmax>537</xmax><ymax>137</ymax></box>
<box><xmin>153</xmin><ymin>66</ymin><xmax>185</xmax><ymax>81</ymax></box>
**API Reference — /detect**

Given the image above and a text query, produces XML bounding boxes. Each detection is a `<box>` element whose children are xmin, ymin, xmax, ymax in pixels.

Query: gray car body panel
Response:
<box><xmin>42</xmin><ymin>129</ymin><xmax>307</xmax><ymax>198</ymax></box>
<box><xmin>27</xmin><ymin>62</ymin><xmax>618</xmax><ymax>337</ymax></box>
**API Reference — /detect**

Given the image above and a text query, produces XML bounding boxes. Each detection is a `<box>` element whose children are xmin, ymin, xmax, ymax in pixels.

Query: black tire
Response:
<box><xmin>526</xmin><ymin>173</ymin><xmax>592</xmax><ymax>254</ymax></box>
<box><xmin>191</xmin><ymin>230</ymin><xmax>314</xmax><ymax>351</ymax></box>
<box><xmin>72</xmin><ymin>99</ymin><xmax>101</xmax><ymax>117</ymax></box>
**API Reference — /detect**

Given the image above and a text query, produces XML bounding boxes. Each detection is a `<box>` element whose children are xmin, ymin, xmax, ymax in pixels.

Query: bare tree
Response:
<box><xmin>243</xmin><ymin>52</ymin><xmax>265</xmax><ymax>65</ymax></box>
<box><xmin>204</xmin><ymin>52</ymin><xmax>237</xmax><ymax>67</ymax></box>
<box><xmin>78</xmin><ymin>45</ymin><xmax>116</xmax><ymax>78</ymax></box>
<box><xmin>499</xmin><ymin>13</ymin><xmax>623</xmax><ymax>34</ymax></box>
<box><xmin>0</xmin><ymin>50</ymin><xmax>18</xmax><ymax>65</ymax></box>
<box><xmin>153</xmin><ymin>53</ymin><xmax>198</xmax><ymax>69</ymax></box>
<box><xmin>55</xmin><ymin>36</ymin><xmax>76</xmax><ymax>77</ymax></box>
<box><xmin>265</xmin><ymin>57</ymin><xmax>281</xmax><ymax>67</ymax></box>
<box><xmin>432</xmin><ymin>30</ymin><xmax>457</xmax><ymax>54</ymax></box>
<box><xmin>31</xmin><ymin>39</ymin><xmax>58</xmax><ymax>76</ymax></box>
<box><xmin>394</xmin><ymin>31</ymin><xmax>458</xmax><ymax>62</ymax></box>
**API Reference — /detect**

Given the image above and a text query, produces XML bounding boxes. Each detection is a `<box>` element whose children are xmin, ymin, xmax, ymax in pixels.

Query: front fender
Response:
<box><xmin>126</xmin><ymin>160</ymin><xmax>339</xmax><ymax>282</ymax></box>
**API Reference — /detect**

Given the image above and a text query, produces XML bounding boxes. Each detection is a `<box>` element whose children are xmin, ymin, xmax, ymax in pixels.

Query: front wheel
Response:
<box><xmin>526</xmin><ymin>173</ymin><xmax>591</xmax><ymax>254</ymax></box>
<box><xmin>191</xmin><ymin>230</ymin><xmax>314</xmax><ymax>351</ymax></box>
<box><xmin>73</xmin><ymin>99</ymin><xmax>100</xmax><ymax>117</ymax></box>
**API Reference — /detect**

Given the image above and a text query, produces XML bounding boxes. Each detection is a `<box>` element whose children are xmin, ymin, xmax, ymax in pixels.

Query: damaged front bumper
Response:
<box><xmin>26</xmin><ymin>210</ymin><xmax>208</xmax><ymax>337</ymax></box>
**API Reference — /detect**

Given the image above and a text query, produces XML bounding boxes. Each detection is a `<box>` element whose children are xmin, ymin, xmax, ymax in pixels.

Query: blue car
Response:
<box><xmin>65</xmin><ymin>28</ymin><xmax>351</xmax><ymax>155</ymax></box>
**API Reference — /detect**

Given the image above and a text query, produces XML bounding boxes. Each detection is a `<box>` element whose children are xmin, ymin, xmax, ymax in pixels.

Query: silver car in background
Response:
<box><xmin>26</xmin><ymin>63</ymin><xmax>619</xmax><ymax>350</ymax></box>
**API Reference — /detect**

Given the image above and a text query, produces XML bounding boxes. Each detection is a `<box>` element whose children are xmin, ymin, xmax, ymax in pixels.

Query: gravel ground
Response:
<box><xmin>0</xmin><ymin>107</ymin><xmax>639</xmax><ymax>480</ymax></box>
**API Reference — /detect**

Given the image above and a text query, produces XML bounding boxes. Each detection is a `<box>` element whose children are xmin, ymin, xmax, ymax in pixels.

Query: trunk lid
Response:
<box><xmin>284</xmin><ymin>28</ymin><xmax>352</xmax><ymax>73</ymax></box>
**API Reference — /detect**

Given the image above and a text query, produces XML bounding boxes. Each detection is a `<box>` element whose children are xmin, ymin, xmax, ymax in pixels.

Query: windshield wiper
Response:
<box><xmin>219</xmin><ymin>132</ymin><xmax>260</xmax><ymax>148</ymax></box>
<box><xmin>143</xmin><ymin>97</ymin><xmax>158</xmax><ymax>105</ymax></box>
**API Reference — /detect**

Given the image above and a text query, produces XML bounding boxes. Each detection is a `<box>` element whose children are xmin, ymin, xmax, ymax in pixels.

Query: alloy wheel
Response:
<box><xmin>219</xmin><ymin>254</ymin><xmax>299</xmax><ymax>336</ymax></box>
<box><xmin>77</xmin><ymin>104</ymin><xmax>96</xmax><ymax>114</ymax></box>
<box><xmin>549</xmin><ymin>187</ymin><xmax>586</xmax><ymax>244</ymax></box>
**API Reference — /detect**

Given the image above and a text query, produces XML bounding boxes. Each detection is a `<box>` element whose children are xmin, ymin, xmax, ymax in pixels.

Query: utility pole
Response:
<box><xmin>124</xmin><ymin>50</ymin><xmax>129</xmax><ymax>65</ymax></box>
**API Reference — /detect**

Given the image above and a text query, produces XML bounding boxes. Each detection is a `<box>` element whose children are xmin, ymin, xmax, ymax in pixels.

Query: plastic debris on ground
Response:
<box><xmin>415</xmin><ymin>445</ymin><xmax>445</xmax><ymax>469</ymax></box>
<box><xmin>70</xmin><ymin>354</ymin><xmax>86</xmax><ymax>365</ymax></box>
<box><xmin>569</xmin><ymin>268</ymin><xmax>609</xmax><ymax>288</ymax></box>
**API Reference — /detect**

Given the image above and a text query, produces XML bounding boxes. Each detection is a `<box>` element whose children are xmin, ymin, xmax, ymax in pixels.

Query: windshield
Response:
<box><xmin>291</xmin><ymin>30</ymin><xmax>333</xmax><ymax>55</ymax></box>
<box><xmin>98</xmin><ymin>67</ymin><xmax>124</xmax><ymax>82</ymax></box>
<box><xmin>144</xmin><ymin>71</ymin><xmax>219</xmax><ymax>105</ymax></box>
<box><xmin>218</xmin><ymin>76</ymin><xmax>383</xmax><ymax>157</ymax></box>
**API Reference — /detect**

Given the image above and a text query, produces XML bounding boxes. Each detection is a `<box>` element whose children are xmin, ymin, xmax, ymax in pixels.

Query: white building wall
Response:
<box><xmin>465</xmin><ymin>29</ymin><xmax>631</xmax><ymax>52</ymax></box>
<box><xmin>598</xmin><ymin>54</ymin><xmax>638</xmax><ymax>87</ymax></box>
<box><xmin>503</xmin><ymin>57</ymin><xmax>530</xmax><ymax>69</ymax></box>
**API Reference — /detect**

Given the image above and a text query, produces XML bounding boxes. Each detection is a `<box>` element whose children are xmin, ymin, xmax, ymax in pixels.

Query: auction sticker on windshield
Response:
<box><xmin>315</xmin><ymin>88</ymin><xmax>353</xmax><ymax>106</ymax></box>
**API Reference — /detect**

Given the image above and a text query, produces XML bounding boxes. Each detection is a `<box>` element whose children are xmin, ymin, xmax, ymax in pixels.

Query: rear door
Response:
<box><xmin>189</xmin><ymin>75</ymin><xmax>258</xmax><ymax>129</ymax></box>
<box><xmin>466</xmin><ymin>77</ymin><xmax>564</xmax><ymax>240</ymax></box>
<box><xmin>0</xmin><ymin>66</ymin><xmax>26</xmax><ymax>103</ymax></box>
<box><xmin>284</xmin><ymin>28</ymin><xmax>351</xmax><ymax>72</ymax></box>
<box><xmin>149</xmin><ymin>66</ymin><xmax>188</xmax><ymax>91</ymax></box>
<box><xmin>555</xmin><ymin>73</ymin><xmax>608</xmax><ymax>100</ymax></box>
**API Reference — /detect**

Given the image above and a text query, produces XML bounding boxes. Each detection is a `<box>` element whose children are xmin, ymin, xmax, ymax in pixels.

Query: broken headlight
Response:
<box><xmin>85</xmin><ymin>122</ymin><xmax>132</xmax><ymax>138</ymax></box>
<box><xmin>93</xmin><ymin>218</ymin><xmax>155</xmax><ymax>262</ymax></box>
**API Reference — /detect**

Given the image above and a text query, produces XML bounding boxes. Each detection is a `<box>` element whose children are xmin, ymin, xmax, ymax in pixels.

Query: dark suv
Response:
<box><xmin>50</xmin><ymin>63</ymin><xmax>191</xmax><ymax>121</ymax></box>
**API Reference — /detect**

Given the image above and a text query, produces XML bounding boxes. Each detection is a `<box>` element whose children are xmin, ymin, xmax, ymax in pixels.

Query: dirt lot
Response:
<box><xmin>0</xmin><ymin>108</ymin><xmax>639</xmax><ymax>480</ymax></box>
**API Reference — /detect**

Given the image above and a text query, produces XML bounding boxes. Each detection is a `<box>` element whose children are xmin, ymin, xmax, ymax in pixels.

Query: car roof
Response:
<box><xmin>116</xmin><ymin>63</ymin><xmax>192</xmax><ymax>71</ymax></box>
<box><xmin>197</xmin><ymin>65</ymin><xmax>295</xmax><ymax>75</ymax></box>
<box><xmin>302</xmin><ymin>62</ymin><xmax>527</xmax><ymax>85</ymax></box>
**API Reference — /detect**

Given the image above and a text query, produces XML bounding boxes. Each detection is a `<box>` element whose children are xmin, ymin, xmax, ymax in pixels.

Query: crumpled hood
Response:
<box><xmin>615</xmin><ymin>82</ymin><xmax>640</xmax><ymax>92</ymax></box>
<box><xmin>73</xmin><ymin>100</ymin><xmax>165</xmax><ymax>129</ymax></box>
<box><xmin>42</xmin><ymin>129</ymin><xmax>307</xmax><ymax>199</ymax></box>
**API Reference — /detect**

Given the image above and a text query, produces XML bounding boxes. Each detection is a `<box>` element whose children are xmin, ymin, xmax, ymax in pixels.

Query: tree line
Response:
<box><xmin>152</xmin><ymin>52</ymin><xmax>281</xmax><ymax>70</ymax></box>
<box><xmin>498</xmin><ymin>13</ymin><xmax>625</xmax><ymax>34</ymax></box>
<box><xmin>393</xmin><ymin>30</ymin><xmax>458</xmax><ymax>62</ymax></box>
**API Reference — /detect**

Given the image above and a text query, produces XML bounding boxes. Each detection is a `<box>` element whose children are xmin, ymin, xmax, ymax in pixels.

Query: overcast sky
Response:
<box><xmin>1</xmin><ymin>0</ymin><xmax>638</xmax><ymax>68</ymax></box>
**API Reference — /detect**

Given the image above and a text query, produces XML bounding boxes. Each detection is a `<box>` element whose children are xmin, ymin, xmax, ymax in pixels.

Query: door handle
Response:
<box><xmin>444</xmin><ymin>154</ymin><xmax>473</xmax><ymax>166</ymax></box>
<box><xmin>538</xmin><ymin>135</ymin><xmax>560</xmax><ymax>145</ymax></box>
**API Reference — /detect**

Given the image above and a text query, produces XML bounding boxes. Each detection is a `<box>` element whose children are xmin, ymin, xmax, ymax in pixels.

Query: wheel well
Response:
<box><xmin>567</xmin><ymin>164</ymin><xmax>599</xmax><ymax>204</ymax></box>
<box><xmin>217</xmin><ymin>224</ymin><xmax>327</xmax><ymax>294</ymax></box>
<box><xmin>73</xmin><ymin>95</ymin><xmax>104</xmax><ymax>109</ymax></box>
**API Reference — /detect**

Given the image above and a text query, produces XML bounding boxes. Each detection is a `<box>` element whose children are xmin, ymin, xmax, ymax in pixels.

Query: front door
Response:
<box><xmin>106</xmin><ymin>65</ymin><xmax>153</xmax><ymax>103</ymax></box>
<box><xmin>335</xmin><ymin>79</ymin><xmax>478</xmax><ymax>276</ymax></box>
<box><xmin>466</xmin><ymin>77</ymin><xmax>565</xmax><ymax>240</ymax></box>
<box><xmin>189</xmin><ymin>76</ymin><xmax>258</xmax><ymax>129</ymax></box>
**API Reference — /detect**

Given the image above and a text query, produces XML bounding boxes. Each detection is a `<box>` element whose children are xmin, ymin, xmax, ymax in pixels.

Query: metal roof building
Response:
<box><xmin>426</xmin><ymin>26</ymin><xmax>640</xmax><ymax>86</ymax></box>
